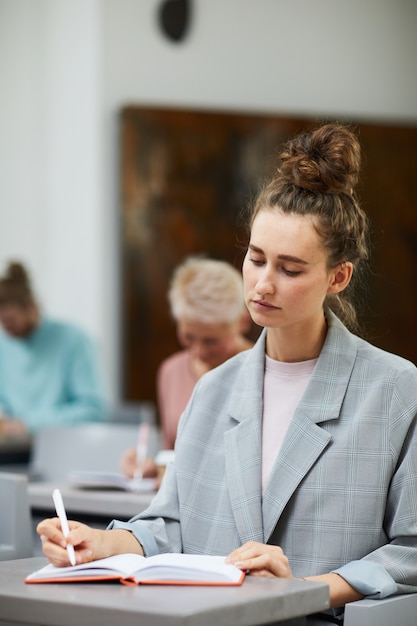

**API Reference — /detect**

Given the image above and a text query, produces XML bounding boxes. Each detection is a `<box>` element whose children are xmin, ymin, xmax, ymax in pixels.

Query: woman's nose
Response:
<box><xmin>190</xmin><ymin>341</ymin><xmax>206</xmax><ymax>359</ymax></box>
<box><xmin>256</xmin><ymin>269</ymin><xmax>275</xmax><ymax>294</ymax></box>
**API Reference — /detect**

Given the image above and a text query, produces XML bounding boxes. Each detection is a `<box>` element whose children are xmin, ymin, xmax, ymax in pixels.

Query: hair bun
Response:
<box><xmin>6</xmin><ymin>262</ymin><xmax>30</xmax><ymax>286</ymax></box>
<box><xmin>279</xmin><ymin>123</ymin><xmax>361</xmax><ymax>194</ymax></box>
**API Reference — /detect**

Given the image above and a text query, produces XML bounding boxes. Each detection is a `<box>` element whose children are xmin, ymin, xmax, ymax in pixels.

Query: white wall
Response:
<box><xmin>1</xmin><ymin>0</ymin><xmax>416</xmax><ymax>404</ymax></box>
<box><xmin>103</xmin><ymin>0</ymin><xmax>417</xmax><ymax>120</ymax></box>
<box><xmin>0</xmin><ymin>0</ymin><xmax>104</xmax><ymax>369</ymax></box>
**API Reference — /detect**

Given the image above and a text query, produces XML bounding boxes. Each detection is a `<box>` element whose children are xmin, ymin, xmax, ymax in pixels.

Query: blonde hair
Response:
<box><xmin>168</xmin><ymin>256</ymin><xmax>246</xmax><ymax>325</ymax></box>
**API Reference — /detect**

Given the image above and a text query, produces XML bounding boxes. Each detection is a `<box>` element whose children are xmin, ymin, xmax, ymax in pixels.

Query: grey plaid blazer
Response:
<box><xmin>116</xmin><ymin>311</ymin><xmax>417</xmax><ymax>598</ymax></box>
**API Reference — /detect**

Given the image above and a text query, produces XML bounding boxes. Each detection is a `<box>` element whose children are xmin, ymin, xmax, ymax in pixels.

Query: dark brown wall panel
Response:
<box><xmin>119</xmin><ymin>106</ymin><xmax>417</xmax><ymax>410</ymax></box>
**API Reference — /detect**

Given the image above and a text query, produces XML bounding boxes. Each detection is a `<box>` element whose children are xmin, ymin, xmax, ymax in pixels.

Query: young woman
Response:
<box><xmin>37</xmin><ymin>124</ymin><xmax>417</xmax><ymax>624</ymax></box>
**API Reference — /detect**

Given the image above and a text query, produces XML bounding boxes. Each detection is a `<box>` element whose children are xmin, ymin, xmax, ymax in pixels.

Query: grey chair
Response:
<box><xmin>29</xmin><ymin>421</ymin><xmax>160</xmax><ymax>482</ymax></box>
<box><xmin>0</xmin><ymin>472</ymin><xmax>33</xmax><ymax>560</ymax></box>
<box><xmin>110</xmin><ymin>401</ymin><xmax>156</xmax><ymax>425</ymax></box>
<box><xmin>344</xmin><ymin>593</ymin><xmax>417</xmax><ymax>626</ymax></box>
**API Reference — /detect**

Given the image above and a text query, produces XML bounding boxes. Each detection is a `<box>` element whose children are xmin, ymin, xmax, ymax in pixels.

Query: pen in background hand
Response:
<box><xmin>134</xmin><ymin>422</ymin><xmax>150</xmax><ymax>479</ymax></box>
<box><xmin>52</xmin><ymin>488</ymin><xmax>76</xmax><ymax>566</ymax></box>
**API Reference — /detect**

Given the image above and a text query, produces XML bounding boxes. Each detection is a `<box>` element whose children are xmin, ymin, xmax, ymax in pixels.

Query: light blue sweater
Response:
<box><xmin>0</xmin><ymin>318</ymin><xmax>108</xmax><ymax>432</ymax></box>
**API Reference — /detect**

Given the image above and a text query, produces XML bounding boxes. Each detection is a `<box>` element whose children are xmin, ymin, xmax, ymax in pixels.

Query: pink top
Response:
<box><xmin>262</xmin><ymin>355</ymin><xmax>317</xmax><ymax>493</ymax></box>
<box><xmin>156</xmin><ymin>350</ymin><xmax>197</xmax><ymax>449</ymax></box>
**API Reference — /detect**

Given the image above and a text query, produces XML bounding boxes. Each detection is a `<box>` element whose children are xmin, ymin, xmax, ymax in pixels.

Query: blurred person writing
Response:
<box><xmin>121</xmin><ymin>256</ymin><xmax>254</xmax><ymax>479</ymax></box>
<box><xmin>0</xmin><ymin>261</ymin><xmax>107</xmax><ymax>435</ymax></box>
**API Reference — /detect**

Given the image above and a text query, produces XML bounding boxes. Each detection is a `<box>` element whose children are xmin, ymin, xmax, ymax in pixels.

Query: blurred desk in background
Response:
<box><xmin>29</xmin><ymin>481</ymin><xmax>154</xmax><ymax>520</ymax></box>
<box><xmin>29</xmin><ymin>481</ymin><xmax>155</xmax><ymax>556</ymax></box>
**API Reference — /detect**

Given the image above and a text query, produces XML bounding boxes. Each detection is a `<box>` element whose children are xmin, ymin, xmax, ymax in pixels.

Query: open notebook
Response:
<box><xmin>25</xmin><ymin>553</ymin><xmax>245</xmax><ymax>586</ymax></box>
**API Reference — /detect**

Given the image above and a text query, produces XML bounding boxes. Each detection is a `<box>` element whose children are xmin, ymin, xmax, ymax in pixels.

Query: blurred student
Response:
<box><xmin>121</xmin><ymin>256</ymin><xmax>254</xmax><ymax>479</ymax></box>
<box><xmin>0</xmin><ymin>261</ymin><xmax>107</xmax><ymax>435</ymax></box>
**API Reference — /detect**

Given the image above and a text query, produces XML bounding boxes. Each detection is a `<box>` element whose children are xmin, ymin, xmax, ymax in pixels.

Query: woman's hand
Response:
<box><xmin>120</xmin><ymin>447</ymin><xmax>138</xmax><ymax>478</ymax></box>
<box><xmin>120</xmin><ymin>447</ymin><xmax>158</xmax><ymax>479</ymax></box>
<box><xmin>36</xmin><ymin>518</ymin><xmax>103</xmax><ymax>567</ymax></box>
<box><xmin>37</xmin><ymin>518</ymin><xmax>144</xmax><ymax>567</ymax></box>
<box><xmin>226</xmin><ymin>542</ymin><xmax>364</xmax><ymax>608</ymax></box>
<box><xmin>226</xmin><ymin>541</ymin><xmax>294</xmax><ymax>579</ymax></box>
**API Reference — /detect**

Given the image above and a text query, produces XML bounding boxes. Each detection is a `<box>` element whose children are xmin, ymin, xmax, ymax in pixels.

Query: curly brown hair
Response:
<box><xmin>247</xmin><ymin>123</ymin><xmax>370</xmax><ymax>333</ymax></box>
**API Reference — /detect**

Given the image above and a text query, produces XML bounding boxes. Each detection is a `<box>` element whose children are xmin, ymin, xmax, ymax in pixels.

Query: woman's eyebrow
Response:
<box><xmin>277</xmin><ymin>254</ymin><xmax>309</xmax><ymax>265</ymax></box>
<box><xmin>248</xmin><ymin>244</ymin><xmax>309</xmax><ymax>265</ymax></box>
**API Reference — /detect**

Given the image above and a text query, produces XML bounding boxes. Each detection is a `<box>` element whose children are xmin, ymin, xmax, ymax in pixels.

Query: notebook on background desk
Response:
<box><xmin>68</xmin><ymin>470</ymin><xmax>157</xmax><ymax>493</ymax></box>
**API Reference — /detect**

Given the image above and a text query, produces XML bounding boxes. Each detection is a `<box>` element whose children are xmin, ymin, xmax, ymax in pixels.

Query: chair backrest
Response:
<box><xmin>29</xmin><ymin>422</ymin><xmax>160</xmax><ymax>482</ymax></box>
<box><xmin>0</xmin><ymin>472</ymin><xmax>33</xmax><ymax>560</ymax></box>
<box><xmin>344</xmin><ymin>593</ymin><xmax>417</xmax><ymax>626</ymax></box>
<box><xmin>110</xmin><ymin>402</ymin><xmax>156</xmax><ymax>425</ymax></box>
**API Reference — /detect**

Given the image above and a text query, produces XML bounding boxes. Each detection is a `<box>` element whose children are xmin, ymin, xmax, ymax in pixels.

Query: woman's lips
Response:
<box><xmin>252</xmin><ymin>299</ymin><xmax>279</xmax><ymax>311</ymax></box>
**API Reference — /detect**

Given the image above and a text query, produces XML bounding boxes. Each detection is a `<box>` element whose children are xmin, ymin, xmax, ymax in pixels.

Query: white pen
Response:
<box><xmin>134</xmin><ymin>422</ymin><xmax>150</xmax><ymax>479</ymax></box>
<box><xmin>52</xmin><ymin>488</ymin><xmax>76</xmax><ymax>566</ymax></box>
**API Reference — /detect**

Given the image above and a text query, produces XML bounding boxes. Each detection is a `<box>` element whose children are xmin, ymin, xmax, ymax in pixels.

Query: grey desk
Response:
<box><xmin>0</xmin><ymin>557</ymin><xmax>329</xmax><ymax>626</ymax></box>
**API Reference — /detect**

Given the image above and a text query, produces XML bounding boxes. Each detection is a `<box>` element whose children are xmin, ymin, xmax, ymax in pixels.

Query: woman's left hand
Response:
<box><xmin>225</xmin><ymin>541</ymin><xmax>294</xmax><ymax>578</ymax></box>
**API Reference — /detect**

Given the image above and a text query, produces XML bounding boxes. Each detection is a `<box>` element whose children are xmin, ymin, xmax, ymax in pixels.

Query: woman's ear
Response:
<box><xmin>328</xmin><ymin>262</ymin><xmax>353</xmax><ymax>294</ymax></box>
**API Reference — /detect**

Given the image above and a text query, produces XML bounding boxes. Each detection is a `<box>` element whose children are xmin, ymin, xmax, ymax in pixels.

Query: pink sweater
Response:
<box><xmin>262</xmin><ymin>355</ymin><xmax>316</xmax><ymax>492</ymax></box>
<box><xmin>156</xmin><ymin>350</ymin><xmax>197</xmax><ymax>449</ymax></box>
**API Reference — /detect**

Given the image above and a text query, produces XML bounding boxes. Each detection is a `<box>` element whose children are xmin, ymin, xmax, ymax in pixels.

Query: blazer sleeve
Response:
<box><xmin>334</xmin><ymin>365</ymin><xmax>417</xmax><ymax>597</ymax></box>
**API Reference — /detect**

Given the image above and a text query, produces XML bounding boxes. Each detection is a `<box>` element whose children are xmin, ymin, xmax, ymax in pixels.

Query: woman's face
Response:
<box><xmin>177</xmin><ymin>317</ymin><xmax>243</xmax><ymax>370</ymax></box>
<box><xmin>242</xmin><ymin>209</ymin><xmax>336</xmax><ymax>333</ymax></box>
<box><xmin>0</xmin><ymin>303</ymin><xmax>38</xmax><ymax>338</ymax></box>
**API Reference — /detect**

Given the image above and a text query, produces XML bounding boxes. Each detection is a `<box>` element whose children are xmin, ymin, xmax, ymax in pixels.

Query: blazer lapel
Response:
<box><xmin>262</xmin><ymin>412</ymin><xmax>332</xmax><ymax>541</ymax></box>
<box><xmin>262</xmin><ymin>312</ymin><xmax>358</xmax><ymax>542</ymax></box>
<box><xmin>224</xmin><ymin>332</ymin><xmax>266</xmax><ymax>544</ymax></box>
